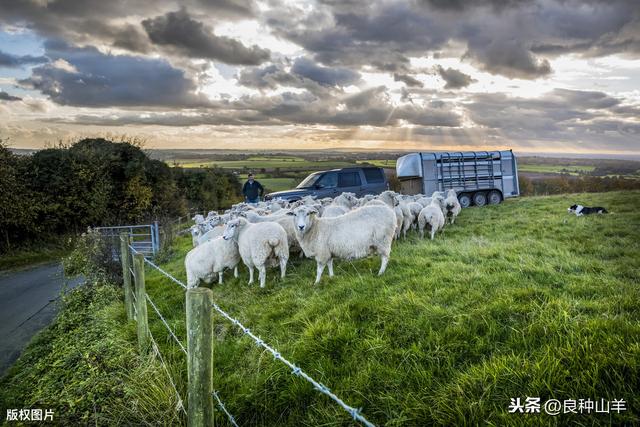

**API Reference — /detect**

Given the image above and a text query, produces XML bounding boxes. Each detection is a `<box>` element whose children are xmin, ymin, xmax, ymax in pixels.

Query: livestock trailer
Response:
<box><xmin>395</xmin><ymin>150</ymin><xmax>519</xmax><ymax>207</ymax></box>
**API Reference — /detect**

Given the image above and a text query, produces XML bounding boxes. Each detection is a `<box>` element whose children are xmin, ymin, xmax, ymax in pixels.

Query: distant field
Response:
<box><xmin>518</xmin><ymin>163</ymin><xmax>596</xmax><ymax>175</ymax></box>
<box><xmin>173</xmin><ymin>156</ymin><xmax>357</xmax><ymax>170</ymax></box>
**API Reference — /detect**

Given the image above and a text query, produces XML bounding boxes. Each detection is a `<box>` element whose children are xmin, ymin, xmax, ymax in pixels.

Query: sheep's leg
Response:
<box><xmin>430</xmin><ymin>228</ymin><xmax>436</xmax><ymax>240</ymax></box>
<box><xmin>233</xmin><ymin>266</ymin><xmax>238</xmax><ymax>278</ymax></box>
<box><xmin>279</xmin><ymin>256</ymin><xmax>288</xmax><ymax>279</ymax></box>
<box><xmin>314</xmin><ymin>262</ymin><xmax>326</xmax><ymax>285</ymax></box>
<box><xmin>378</xmin><ymin>255</ymin><xmax>389</xmax><ymax>275</ymax></box>
<box><xmin>258</xmin><ymin>265</ymin><xmax>267</xmax><ymax>288</ymax></box>
<box><xmin>327</xmin><ymin>258</ymin><xmax>334</xmax><ymax>277</ymax></box>
<box><xmin>248</xmin><ymin>265</ymin><xmax>254</xmax><ymax>284</ymax></box>
<box><xmin>218</xmin><ymin>272</ymin><xmax>223</xmax><ymax>284</ymax></box>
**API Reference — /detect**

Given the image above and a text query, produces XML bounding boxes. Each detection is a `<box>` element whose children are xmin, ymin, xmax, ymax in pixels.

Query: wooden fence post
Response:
<box><xmin>133</xmin><ymin>253</ymin><xmax>150</xmax><ymax>354</ymax></box>
<box><xmin>187</xmin><ymin>287</ymin><xmax>213</xmax><ymax>427</ymax></box>
<box><xmin>119</xmin><ymin>233</ymin><xmax>134</xmax><ymax>320</ymax></box>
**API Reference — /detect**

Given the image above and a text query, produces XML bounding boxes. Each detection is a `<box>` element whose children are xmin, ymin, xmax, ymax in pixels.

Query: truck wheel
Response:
<box><xmin>488</xmin><ymin>190</ymin><xmax>502</xmax><ymax>205</ymax></box>
<box><xmin>473</xmin><ymin>192</ymin><xmax>487</xmax><ymax>207</ymax></box>
<box><xmin>458</xmin><ymin>193</ymin><xmax>472</xmax><ymax>208</ymax></box>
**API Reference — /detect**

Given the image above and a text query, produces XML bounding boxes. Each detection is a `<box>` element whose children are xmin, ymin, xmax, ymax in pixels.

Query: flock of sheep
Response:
<box><xmin>185</xmin><ymin>189</ymin><xmax>462</xmax><ymax>288</ymax></box>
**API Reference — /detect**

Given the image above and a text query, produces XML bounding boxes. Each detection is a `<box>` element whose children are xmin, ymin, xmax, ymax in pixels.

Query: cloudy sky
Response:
<box><xmin>0</xmin><ymin>0</ymin><xmax>639</xmax><ymax>155</ymax></box>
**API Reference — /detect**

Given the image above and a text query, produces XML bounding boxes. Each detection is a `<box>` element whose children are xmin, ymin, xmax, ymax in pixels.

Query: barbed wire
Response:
<box><xmin>128</xmin><ymin>240</ymin><xmax>374</xmax><ymax>426</ymax></box>
<box><xmin>148</xmin><ymin>328</ymin><xmax>187</xmax><ymax>416</ymax></box>
<box><xmin>211</xmin><ymin>302</ymin><xmax>375</xmax><ymax>427</ymax></box>
<box><xmin>212</xmin><ymin>391</ymin><xmax>239</xmax><ymax>427</ymax></box>
<box><xmin>143</xmin><ymin>258</ymin><xmax>188</xmax><ymax>290</ymax></box>
<box><xmin>146</xmin><ymin>294</ymin><xmax>187</xmax><ymax>355</ymax></box>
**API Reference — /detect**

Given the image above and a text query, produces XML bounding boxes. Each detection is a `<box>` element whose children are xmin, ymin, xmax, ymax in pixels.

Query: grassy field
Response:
<box><xmin>518</xmin><ymin>164</ymin><xmax>596</xmax><ymax>175</ymax></box>
<box><xmin>2</xmin><ymin>191</ymin><xmax>639</xmax><ymax>425</ymax></box>
<box><xmin>143</xmin><ymin>191</ymin><xmax>640</xmax><ymax>425</ymax></box>
<box><xmin>174</xmin><ymin>156</ymin><xmax>358</xmax><ymax>170</ymax></box>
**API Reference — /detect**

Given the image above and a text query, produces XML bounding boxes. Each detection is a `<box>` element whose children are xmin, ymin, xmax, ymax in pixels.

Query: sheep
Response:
<box><xmin>222</xmin><ymin>218</ymin><xmax>289</xmax><ymax>288</ymax></box>
<box><xmin>241</xmin><ymin>210</ymin><xmax>302</xmax><ymax>255</ymax></box>
<box><xmin>431</xmin><ymin>191</ymin><xmax>448</xmax><ymax>218</ymax></box>
<box><xmin>357</xmin><ymin>194</ymin><xmax>376</xmax><ymax>207</ymax></box>
<box><xmin>189</xmin><ymin>225</ymin><xmax>201</xmax><ymax>247</ymax></box>
<box><xmin>418</xmin><ymin>199</ymin><xmax>446</xmax><ymax>240</ymax></box>
<box><xmin>416</xmin><ymin>196</ymin><xmax>432</xmax><ymax>208</ymax></box>
<box><xmin>185</xmin><ymin>236</ymin><xmax>240</xmax><ymax>288</ymax></box>
<box><xmin>197</xmin><ymin>225</ymin><xmax>225</xmax><ymax>245</ymax></box>
<box><xmin>288</xmin><ymin>204</ymin><xmax>396</xmax><ymax>284</ymax></box>
<box><xmin>407</xmin><ymin>201</ymin><xmax>424</xmax><ymax>229</ymax></box>
<box><xmin>192</xmin><ymin>214</ymin><xmax>205</xmax><ymax>224</ymax></box>
<box><xmin>333</xmin><ymin>192</ymin><xmax>357</xmax><ymax>209</ymax></box>
<box><xmin>322</xmin><ymin>205</ymin><xmax>348</xmax><ymax>218</ymax></box>
<box><xmin>375</xmin><ymin>191</ymin><xmax>404</xmax><ymax>239</ymax></box>
<box><xmin>443</xmin><ymin>189</ymin><xmax>462</xmax><ymax>224</ymax></box>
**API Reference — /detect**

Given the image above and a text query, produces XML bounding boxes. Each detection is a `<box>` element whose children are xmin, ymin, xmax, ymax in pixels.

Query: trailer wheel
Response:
<box><xmin>488</xmin><ymin>190</ymin><xmax>502</xmax><ymax>205</ymax></box>
<box><xmin>458</xmin><ymin>193</ymin><xmax>472</xmax><ymax>208</ymax></box>
<box><xmin>472</xmin><ymin>192</ymin><xmax>487</xmax><ymax>207</ymax></box>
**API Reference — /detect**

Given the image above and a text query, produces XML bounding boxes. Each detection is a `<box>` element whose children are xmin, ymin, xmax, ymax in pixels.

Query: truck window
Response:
<box><xmin>363</xmin><ymin>168</ymin><xmax>384</xmax><ymax>183</ymax></box>
<box><xmin>316</xmin><ymin>172</ymin><xmax>338</xmax><ymax>188</ymax></box>
<box><xmin>338</xmin><ymin>171</ymin><xmax>361</xmax><ymax>187</ymax></box>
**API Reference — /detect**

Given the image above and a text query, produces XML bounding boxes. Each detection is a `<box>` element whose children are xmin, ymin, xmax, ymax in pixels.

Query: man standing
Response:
<box><xmin>242</xmin><ymin>173</ymin><xmax>264</xmax><ymax>204</ymax></box>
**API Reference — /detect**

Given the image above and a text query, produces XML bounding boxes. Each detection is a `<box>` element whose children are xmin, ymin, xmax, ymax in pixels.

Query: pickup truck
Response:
<box><xmin>264</xmin><ymin>166</ymin><xmax>389</xmax><ymax>202</ymax></box>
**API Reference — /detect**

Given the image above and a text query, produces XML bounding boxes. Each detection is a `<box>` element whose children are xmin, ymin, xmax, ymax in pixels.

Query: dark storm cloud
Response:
<box><xmin>18</xmin><ymin>41</ymin><xmax>211</xmax><ymax>108</ymax></box>
<box><xmin>466</xmin><ymin>89</ymin><xmax>635</xmax><ymax>141</ymax></box>
<box><xmin>0</xmin><ymin>90</ymin><xmax>22</xmax><ymax>101</ymax></box>
<box><xmin>290</xmin><ymin>57</ymin><xmax>360</xmax><ymax>86</ymax></box>
<box><xmin>0</xmin><ymin>50</ymin><xmax>48</xmax><ymax>68</ymax></box>
<box><xmin>393</xmin><ymin>73</ymin><xmax>423</xmax><ymax>88</ymax></box>
<box><xmin>142</xmin><ymin>8</ymin><xmax>269</xmax><ymax>65</ymax></box>
<box><xmin>268</xmin><ymin>0</ymin><xmax>639</xmax><ymax>79</ymax></box>
<box><xmin>435</xmin><ymin>66</ymin><xmax>476</xmax><ymax>89</ymax></box>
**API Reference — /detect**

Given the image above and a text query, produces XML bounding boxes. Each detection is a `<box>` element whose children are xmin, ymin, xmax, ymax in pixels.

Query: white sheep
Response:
<box><xmin>197</xmin><ymin>225</ymin><xmax>225</xmax><ymax>245</ymax></box>
<box><xmin>288</xmin><ymin>204</ymin><xmax>396</xmax><ymax>284</ymax></box>
<box><xmin>375</xmin><ymin>191</ymin><xmax>404</xmax><ymax>239</ymax></box>
<box><xmin>407</xmin><ymin>201</ymin><xmax>424</xmax><ymax>229</ymax></box>
<box><xmin>185</xmin><ymin>236</ymin><xmax>240</xmax><ymax>288</ymax></box>
<box><xmin>333</xmin><ymin>192</ymin><xmax>358</xmax><ymax>209</ymax></box>
<box><xmin>222</xmin><ymin>218</ymin><xmax>289</xmax><ymax>288</ymax></box>
<box><xmin>189</xmin><ymin>225</ymin><xmax>201</xmax><ymax>247</ymax></box>
<box><xmin>322</xmin><ymin>205</ymin><xmax>348</xmax><ymax>218</ymax></box>
<box><xmin>443</xmin><ymin>189</ymin><xmax>462</xmax><ymax>224</ymax></box>
<box><xmin>418</xmin><ymin>199</ymin><xmax>446</xmax><ymax>240</ymax></box>
<box><xmin>431</xmin><ymin>191</ymin><xmax>448</xmax><ymax>218</ymax></box>
<box><xmin>241</xmin><ymin>210</ymin><xmax>302</xmax><ymax>256</ymax></box>
<box><xmin>416</xmin><ymin>196</ymin><xmax>432</xmax><ymax>208</ymax></box>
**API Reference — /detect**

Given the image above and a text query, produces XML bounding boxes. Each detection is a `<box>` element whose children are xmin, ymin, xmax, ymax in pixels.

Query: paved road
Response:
<box><xmin>0</xmin><ymin>263</ymin><xmax>84</xmax><ymax>376</ymax></box>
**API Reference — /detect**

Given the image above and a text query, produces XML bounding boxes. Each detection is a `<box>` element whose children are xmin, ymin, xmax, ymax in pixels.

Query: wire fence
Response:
<box><xmin>123</xmin><ymin>237</ymin><xmax>376</xmax><ymax>427</ymax></box>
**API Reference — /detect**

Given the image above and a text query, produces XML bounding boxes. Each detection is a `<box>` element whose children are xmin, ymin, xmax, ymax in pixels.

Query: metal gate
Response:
<box><xmin>95</xmin><ymin>222</ymin><xmax>160</xmax><ymax>258</ymax></box>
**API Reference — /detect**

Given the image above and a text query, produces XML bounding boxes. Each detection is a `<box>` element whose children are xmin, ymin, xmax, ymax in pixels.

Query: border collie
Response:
<box><xmin>568</xmin><ymin>204</ymin><xmax>608</xmax><ymax>216</ymax></box>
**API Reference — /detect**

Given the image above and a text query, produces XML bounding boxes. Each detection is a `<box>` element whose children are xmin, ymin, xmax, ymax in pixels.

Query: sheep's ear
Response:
<box><xmin>309</xmin><ymin>208</ymin><xmax>319</xmax><ymax>215</ymax></box>
<box><xmin>239</xmin><ymin>212</ymin><xmax>247</xmax><ymax>218</ymax></box>
<box><xmin>286</xmin><ymin>211</ymin><xmax>295</xmax><ymax>216</ymax></box>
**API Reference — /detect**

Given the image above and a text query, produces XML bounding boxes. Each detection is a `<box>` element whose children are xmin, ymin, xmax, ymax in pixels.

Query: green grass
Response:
<box><xmin>2</xmin><ymin>191</ymin><xmax>639</xmax><ymax>425</ymax></box>
<box><xmin>0</xmin><ymin>240</ymin><xmax>71</xmax><ymax>272</ymax></box>
<box><xmin>174</xmin><ymin>156</ymin><xmax>357</xmax><ymax>170</ymax></box>
<box><xmin>518</xmin><ymin>163</ymin><xmax>596</xmax><ymax>175</ymax></box>
<box><xmin>139</xmin><ymin>190</ymin><xmax>640</xmax><ymax>425</ymax></box>
<box><xmin>258</xmin><ymin>177</ymin><xmax>300</xmax><ymax>192</ymax></box>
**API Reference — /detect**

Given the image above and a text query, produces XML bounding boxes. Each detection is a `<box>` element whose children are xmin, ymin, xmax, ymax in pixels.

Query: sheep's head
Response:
<box><xmin>288</xmin><ymin>206</ymin><xmax>318</xmax><ymax>234</ymax></box>
<box><xmin>192</xmin><ymin>214</ymin><xmax>205</xmax><ymax>224</ymax></box>
<box><xmin>189</xmin><ymin>225</ymin><xmax>201</xmax><ymax>237</ymax></box>
<box><xmin>446</xmin><ymin>189</ymin><xmax>457</xmax><ymax>199</ymax></box>
<box><xmin>222</xmin><ymin>218</ymin><xmax>247</xmax><ymax>240</ymax></box>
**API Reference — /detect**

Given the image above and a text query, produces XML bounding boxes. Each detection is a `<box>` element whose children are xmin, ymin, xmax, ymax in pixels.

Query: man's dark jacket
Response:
<box><xmin>242</xmin><ymin>180</ymin><xmax>264</xmax><ymax>201</ymax></box>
